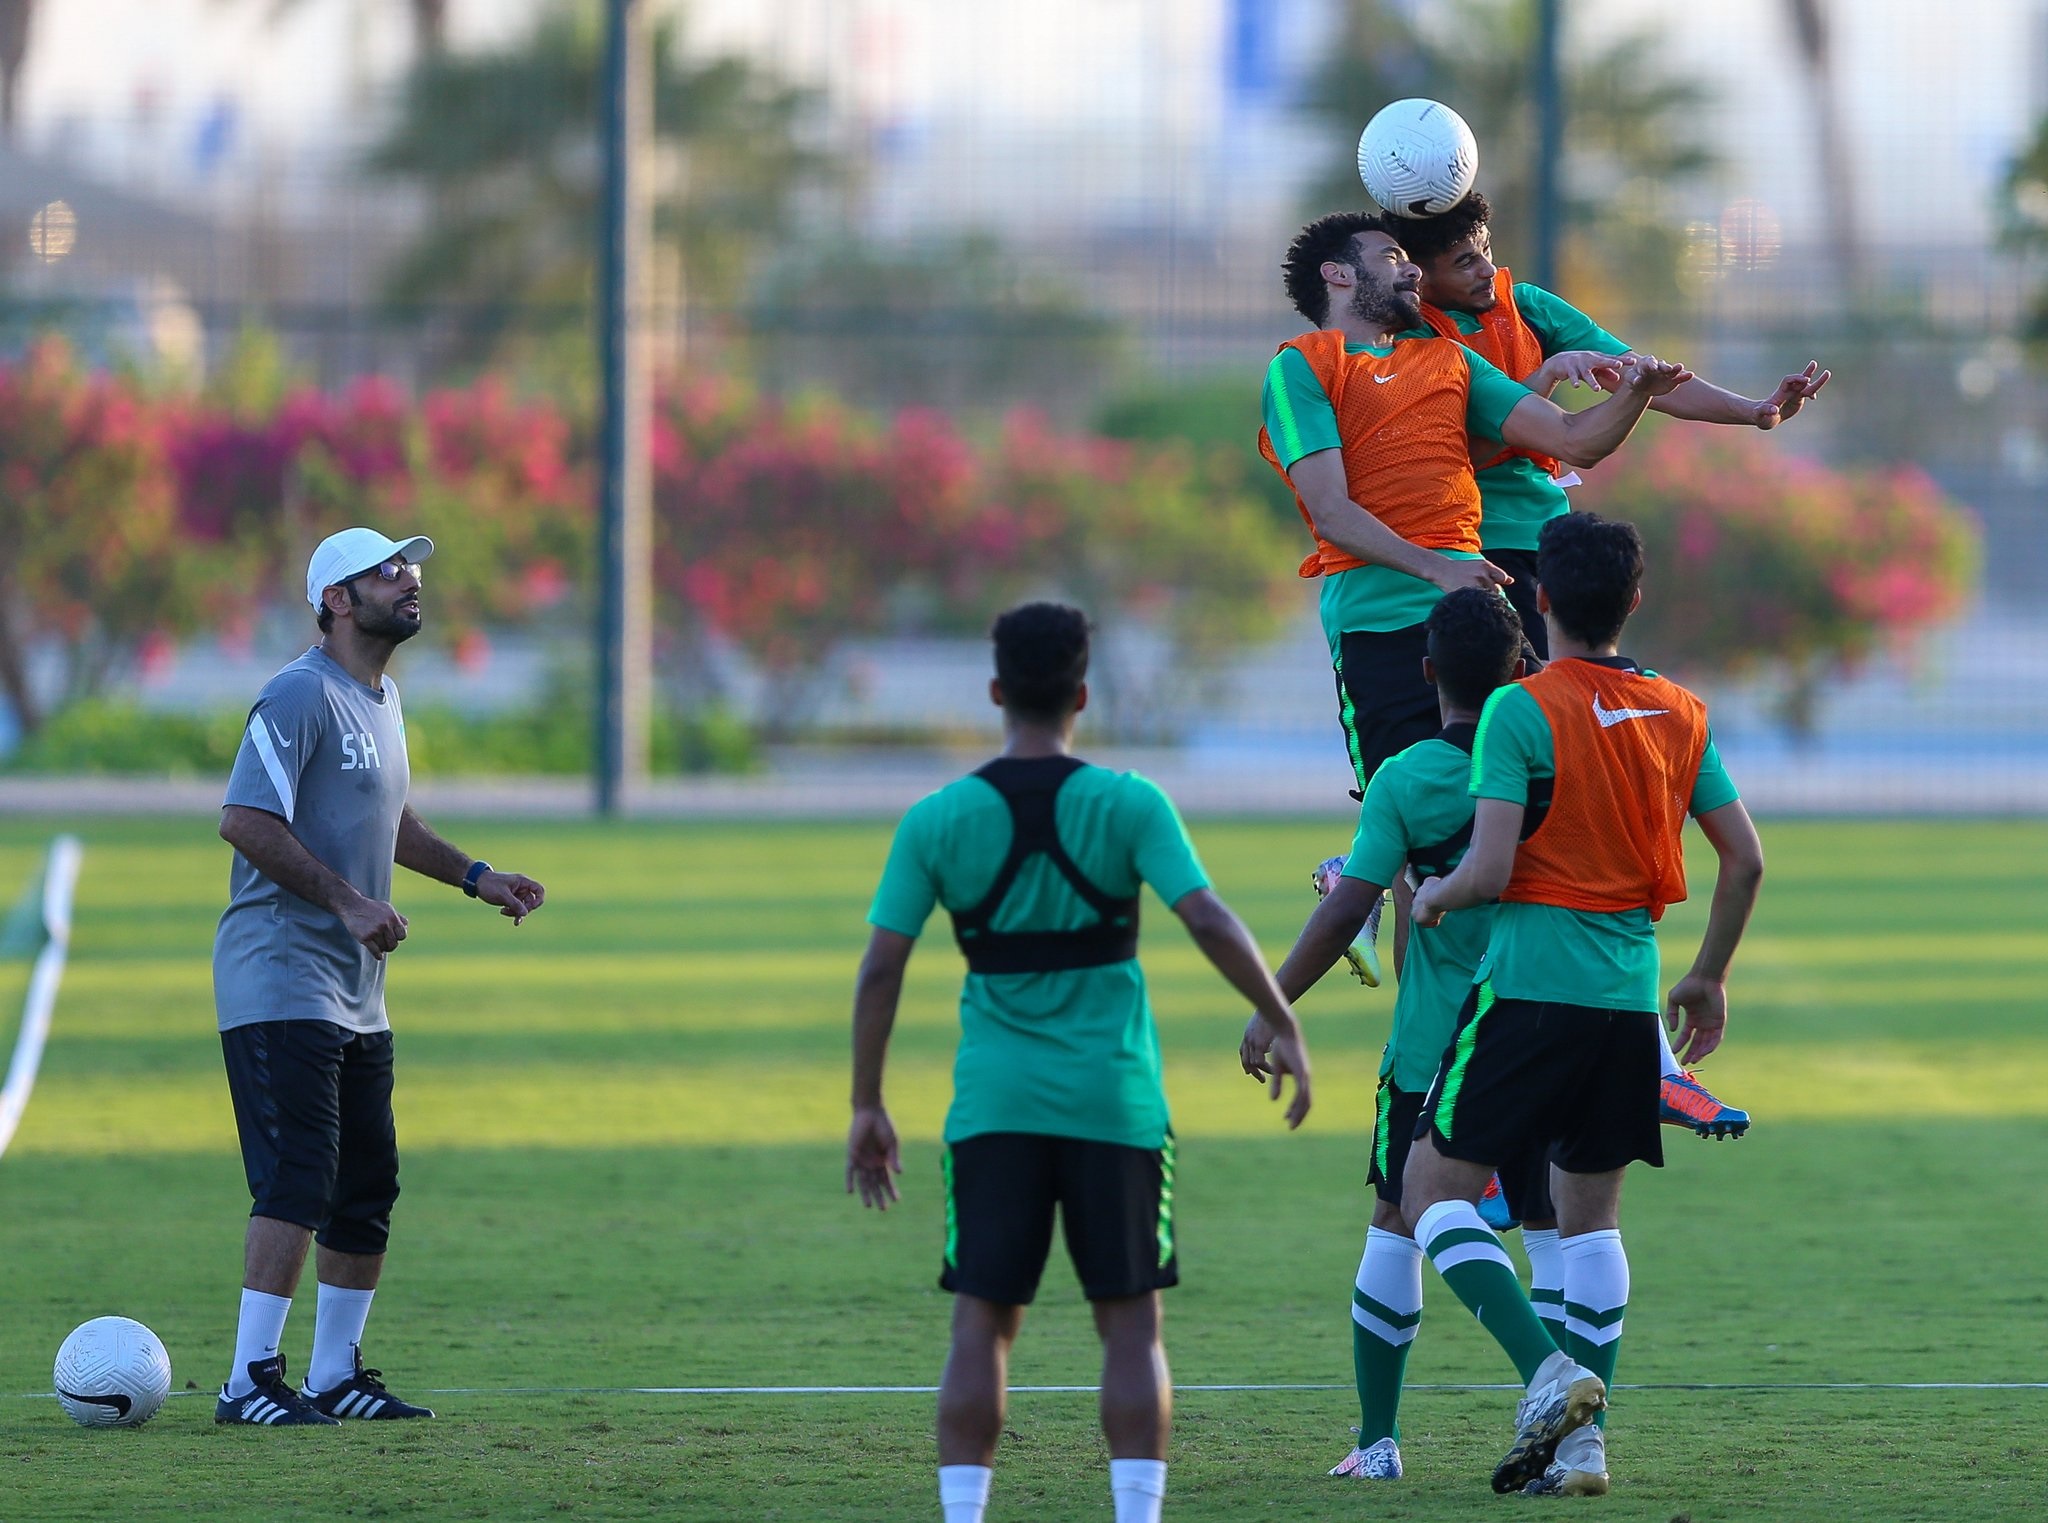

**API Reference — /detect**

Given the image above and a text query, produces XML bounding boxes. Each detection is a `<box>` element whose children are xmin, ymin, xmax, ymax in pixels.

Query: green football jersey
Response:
<box><xmin>1343</xmin><ymin>726</ymin><xmax>1493</xmax><ymax>1093</ymax></box>
<box><xmin>867</xmin><ymin>761</ymin><xmax>1209</xmax><ymax>1149</ymax></box>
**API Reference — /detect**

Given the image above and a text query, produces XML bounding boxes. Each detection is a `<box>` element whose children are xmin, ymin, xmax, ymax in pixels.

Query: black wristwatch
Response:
<box><xmin>462</xmin><ymin>859</ymin><xmax>492</xmax><ymax>898</ymax></box>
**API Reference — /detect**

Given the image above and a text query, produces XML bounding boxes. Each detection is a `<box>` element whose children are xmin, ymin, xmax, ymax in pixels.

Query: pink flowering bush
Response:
<box><xmin>1577</xmin><ymin>427</ymin><xmax>1979</xmax><ymax>732</ymax></box>
<box><xmin>648</xmin><ymin>381</ymin><xmax>1296</xmax><ymax>736</ymax></box>
<box><xmin>0</xmin><ymin>340</ymin><xmax>192</xmax><ymax>732</ymax></box>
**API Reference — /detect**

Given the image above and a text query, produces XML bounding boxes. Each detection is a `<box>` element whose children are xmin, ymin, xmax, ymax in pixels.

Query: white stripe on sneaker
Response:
<box><xmin>363</xmin><ymin>1397</ymin><xmax>385</xmax><ymax>1418</ymax></box>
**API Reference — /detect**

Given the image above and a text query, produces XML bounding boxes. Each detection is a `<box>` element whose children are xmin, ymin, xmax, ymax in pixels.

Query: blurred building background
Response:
<box><xmin>0</xmin><ymin>0</ymin><xmax>2043</xmax><ymax>808</ymax></box>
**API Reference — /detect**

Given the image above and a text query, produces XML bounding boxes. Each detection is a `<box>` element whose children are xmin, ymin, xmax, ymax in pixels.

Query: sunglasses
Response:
<box><xmin>343</xmin><ymin>559</ymin><xmax>424</xmax><ymax>587</ymax></box>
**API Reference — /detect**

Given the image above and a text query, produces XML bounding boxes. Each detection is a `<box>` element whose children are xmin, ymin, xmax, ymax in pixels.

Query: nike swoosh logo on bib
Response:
<box><xmin>270</xmin><ymin>724</ymin><xmax>294</xmax><ymax>749</ymax></box>
<box><xmin>1592</xmin><ymin>696</ymin><xmax>1669</xmax><ymax>728</ymax></box>
<box><xmin>1373</xmin><ymin>373</ymin><xmax>1398</xmax><ymax>384</ymax></box>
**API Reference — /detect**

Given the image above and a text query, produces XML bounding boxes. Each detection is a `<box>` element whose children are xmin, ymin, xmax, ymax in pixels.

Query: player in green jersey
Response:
<box><xmin>847</xmin><ymin>602</ymin><xmax>1312</xmax><ymax>1523</ymax></box>
<box><xmin>1241</xmin><ymin>587</ymin><xmax>1530</xmax><ymax>1483</ymax></box>
<box><xmin>1403</xmin><ymin>189</ymin><xmax>1829</xmax><ymax>663</ymax></box>
<box><xmin>1403</xmin><ymin>513</ymin><xmax>1767</xmax><ymax>1496</ymax></box>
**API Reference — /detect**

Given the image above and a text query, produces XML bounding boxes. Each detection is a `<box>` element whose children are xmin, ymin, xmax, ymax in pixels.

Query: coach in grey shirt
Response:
<box><xmin>211</xmin><ymin>526</ymin><xmax>546</xmax><ymax>1428</ymax></box>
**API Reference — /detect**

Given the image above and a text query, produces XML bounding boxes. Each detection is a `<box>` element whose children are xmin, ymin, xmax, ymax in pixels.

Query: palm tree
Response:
<box><xmin>1304</xmin><ymin>0</ymin><xmax>1717</xmax><ymax>316</ymax></box>
<box><xmin>365</xmin><ymin>2</ymin><xmax>832</xmax><ymax>364</ymax></box>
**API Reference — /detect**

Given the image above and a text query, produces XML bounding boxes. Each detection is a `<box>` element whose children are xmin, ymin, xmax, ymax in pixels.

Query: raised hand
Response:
<box><xmin>1753</xmin><ymin>360</ymin><xmax>1830</xmax><ymax>429</ymax></box>
<box><xmin>1532</xmin><ymin>348</ymin><xmax>1633</xmax><ymax>396</ymax></box>
<box><xmin>1617</xmin><ymin>353</ymin><xmax>1695</xmax><ymax>398</ymax></box>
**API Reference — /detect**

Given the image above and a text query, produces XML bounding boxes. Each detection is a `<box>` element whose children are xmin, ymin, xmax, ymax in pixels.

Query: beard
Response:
<box><xmin>353</xmin><ymin>596</ymin><xmax>422</xmax><ymax>643</ymax></box>
<box><xmin>1350</xmin><ymin>275</ymin><xmax>1422</xmax><ymax>331</ymax></box>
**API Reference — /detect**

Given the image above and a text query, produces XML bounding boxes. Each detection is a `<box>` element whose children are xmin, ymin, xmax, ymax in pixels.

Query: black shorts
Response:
<box><xmin>1498</xmin><ymin>1142</ymin><xmax>1559</xmax><ymax>1225</ymax></box>
<box><xmin>1488</xmin><ymin>548</ymin><xmax>1550</xmax><ymax>662</ymax></box>
<box><xmin>940</xmin><ymin>1132</ymin><xmax>1178</xmax><ymax>1305</ymax></box>
<box><xmin>221</xmin><ymin>1020</ymin><xmax>400</xmax><ymax>1256</ymax></box>
<box><xmin>1420</xmin><ymin>984</ymin><xmax>1663</xmax><ymax>1177</ymax></box>
<box><xmin>1367</xmin><ymin>1078</ymin><xmax>1425</xmax><ymax>1207</ymax></box>
<box><xmin>1335</xmin><ymin>624</ymin><xmax>1439</xmax><ymax>796</ymax></box>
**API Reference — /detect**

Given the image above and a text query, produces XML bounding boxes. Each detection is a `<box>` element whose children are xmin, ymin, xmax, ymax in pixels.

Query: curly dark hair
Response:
<box><xmin>1282</xmin><ymin>210</ymin><xmax>1396</xmax><ymax>326</ymax></box>
<box><xmin>1388</xmin><ymin>191</ymin><xmax>1493</xmax><ymax>266</ymax></box>
<box><xmin>992</xmin><ymin>602</ymin><xmax>1091</xmax><ymax>720</ymax></box>
<box><xmin>1537</xmin><ymin>511</ymin><xmax>1646</xmax><ymax>648</ymax></box>
<box><xmin>1425</xmin><ymin>586</ymin><xmax>1526</xmax><ymax>710</ymax></box>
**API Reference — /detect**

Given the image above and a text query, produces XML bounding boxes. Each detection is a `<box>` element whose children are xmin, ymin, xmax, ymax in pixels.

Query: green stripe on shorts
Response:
<box><xmin>1372</xmin><ymin>1077</ymin><xmax>1394</xmax><ymax>1180</ymax></box>
<box><xmin>1433</xmin><ymin>982</ymin><xmax>1496</xmax><ymax>1140</ymax></box>
<box><xmin>942</xmin><ymin>1146</ymin><xmax>959</xmax><ymax>1269</ymax></box>
<box><xmin>1334</xmin><ymin>654</ymin><xmax>1369</xmax><ymax>794</ymax></box>
<box><xmin>1157</xmin><ymin>1132</ymin><xmax>1178</xmax><ymax>1268</ymax></box>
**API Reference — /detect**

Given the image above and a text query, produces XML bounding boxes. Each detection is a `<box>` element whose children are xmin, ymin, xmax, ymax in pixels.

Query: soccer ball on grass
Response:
<box><xmin>1357</xmin><ymin>98</ymin><xmax>1479</xmax><ymax>218</ymax></box>
<box><xmin>54</xmin><ymin>1316</ymin><xmax>173</xmax><ymax>1428</ymax></box>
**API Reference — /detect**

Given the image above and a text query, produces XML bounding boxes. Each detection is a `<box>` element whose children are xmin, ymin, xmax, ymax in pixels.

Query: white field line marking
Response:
<box><xmin>0</xmin><ymin>836</ymin><xmax>82</xmax><ymax>1162</ymax></box>
<box><xmin>10</xmin><ymin>1381</ymin><xmax>2048</xmax><ymax>1402</ymax></box>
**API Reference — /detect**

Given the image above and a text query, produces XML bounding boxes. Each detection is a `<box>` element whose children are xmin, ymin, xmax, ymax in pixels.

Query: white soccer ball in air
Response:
<box><xmin>53</xmin><ymin>1316</ymin><xmax>173</xmax><ymax>1428</ymax></box>
<box><xmin>1357</xmin><ymin>98</ymin><xmax>1480</xmax><ymax>218</ymax></box>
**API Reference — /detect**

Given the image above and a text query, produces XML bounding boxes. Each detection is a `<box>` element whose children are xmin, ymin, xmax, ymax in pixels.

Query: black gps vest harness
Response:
<box><xmin>949</xmin><ymin>756</ymin><xmax>1141</xmax><ymax>975</ymax></box>
<box><xmin>1401</xmin><ymin>720</ymin><xmax>1553</xmax><ymax>881</ymax></box>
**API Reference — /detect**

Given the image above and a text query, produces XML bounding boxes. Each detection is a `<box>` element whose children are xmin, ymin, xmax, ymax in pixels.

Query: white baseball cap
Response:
<box><xmin>306</xmin><ymin>527</ymin><xmax>436</xmax><ymax>608</ymax></box>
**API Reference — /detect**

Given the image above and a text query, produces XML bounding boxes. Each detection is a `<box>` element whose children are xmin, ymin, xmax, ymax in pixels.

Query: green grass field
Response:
<box><xmin>0</xmin><ymin>815</ymin><xmax>2044</xmax><ymax>1522</ymax></box>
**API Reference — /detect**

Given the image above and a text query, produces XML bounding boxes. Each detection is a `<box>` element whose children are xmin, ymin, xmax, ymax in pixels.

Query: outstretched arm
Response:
<box><xmin>1499</xmin><ymin>353</ymin><xmax>1692</xmax><ymax>468</ymax></box>
<box><xmin>848</xmin><ymin>928</ymin><xmax>915</xmax><ymax>1208</ymax></box>
<box><xmin>1665</xmin><ymin>801</ymin><xmax>1765</xmax><ymax>1064</ymax></box>
<box><xmin>1288</xmin><ymin>450</ymin><xmax>1511</xmax><ymax>596</ymax></box>
<box><xmin>1173</xmin><ymin>888</ymin><xmax>1311</xmax><ymax>1128</ymax></box>
<box><xmin>1651</xmin><ymin>362</ymin><xmax>1829</xmax><ymax>430</ymax></box>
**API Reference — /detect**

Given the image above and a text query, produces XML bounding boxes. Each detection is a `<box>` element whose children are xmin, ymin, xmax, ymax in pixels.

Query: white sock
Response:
<box><xmin>1354</xmin><ymin>1226</ymin><xmax>1424</xmax><ymax>1341</ymax></box>
<box><xmin>1561</xmin><ymin>1229</ymin><xmax>1629</xmax><ymax>1358</ymax></box>
<box><xmin>306</xmin><ymin>1284</ymin><xmax>376</xmax><ymax>1394</ymax></box>
<box><xmin>1522</xmin><ymin>1227</ymin><xmax>1565</xmax><ymax>1338</ymax></box>
<box><xmin>938</xmin><ymin>1464</ymin><xmax>992</xmax><ymax>1523</ymax></box>
<box><xmin>1109</xmin><ymin>1458</ymin><xmax>1167</xmax><ymax>1523</ymax></box>
<box><xmin>1655</xmin><ymin>1018</ymin><xmax>1683</xmax><ymax>1079</ymax></box>
<box><xmin>225</xmin><ymin>1288</ymin><xmax>291</xmax><ymax>1397</ymax></box>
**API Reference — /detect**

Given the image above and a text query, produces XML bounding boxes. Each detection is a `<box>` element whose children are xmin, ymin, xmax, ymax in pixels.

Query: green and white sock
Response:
<box><xmin>1414</xmin><ymin>1199</ymin><xmax>1559</xmax><ymax>1384</ymax></box>
<box><xmin>1351</xmin><ymin>1227</ymin><xmax>1423</xmax><ymax>1444</ymax></box>
<box><xmin>1522</xmin><ymin>1227</ymin><xmax>1566</xmax><ymax>1338</ymax></box>
<box><xmin>1561</xmin><ymin>1229</ymin><xmax>1629</xmax><ymax>1428</ymax></box>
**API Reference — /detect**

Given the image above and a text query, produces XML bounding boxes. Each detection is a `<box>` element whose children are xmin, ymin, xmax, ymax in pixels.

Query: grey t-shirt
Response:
<box><xmin>213</xmin><ymin>646</ymin><xmax>412</xmax><ymax>1033</ymax></box>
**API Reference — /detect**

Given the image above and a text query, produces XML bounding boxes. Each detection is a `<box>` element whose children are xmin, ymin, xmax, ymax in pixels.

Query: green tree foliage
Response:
<box><xmin>365</xmin><ymin>2</ymin><xmax>833</xmax><ymax>363</ymax></box>
<box><xmin>745</xmin><ymin>234</ymin><xmax>1124</xmax><ymax>419</ymax></box>
<box><xmin>1304</xmin><ymin>0</ymin><xmax>1717</xmax><ymax>320</ymax></box>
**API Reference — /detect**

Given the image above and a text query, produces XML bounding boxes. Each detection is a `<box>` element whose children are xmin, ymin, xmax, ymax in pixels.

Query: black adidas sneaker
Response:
<box><xmin>303</xmin><ymin>1350</ymin><xmax>435</xmax><ymax>1420</ymax></box>
<box><xmin>215</xmin><ymin>1355</ymin><xmax>340</xmax><ymax>1427</ymax></box>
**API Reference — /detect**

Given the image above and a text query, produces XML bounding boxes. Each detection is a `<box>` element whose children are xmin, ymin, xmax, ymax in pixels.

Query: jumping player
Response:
<box><xmin>1241</xmin><ymin>587</ymin><xmax>1530</xmax><ymax>1483</ymax></box>
<box><xmin>1402</xmin><ymin>189</ymin><xmax>1811</xmax><ymax>1139</ymax></box>
<box><xmin>1259</xmin><ymin>210</ymin><xmax>1690</xmax><ymax>981</ymax></box>
<box><xmin>1406</xmin><ymin>190</ymin><xmax>1829</xmax><ymax>662</ymax></box>
<box><xmin>1403</xmin><ymin>512</ymin><xmax>1767</xmax><ymax>1496</ymax></box>
<box><xmin>846</xmin><ymin>602</ymin><xmax>1312</xmax><ymax>1523</ymax></box>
